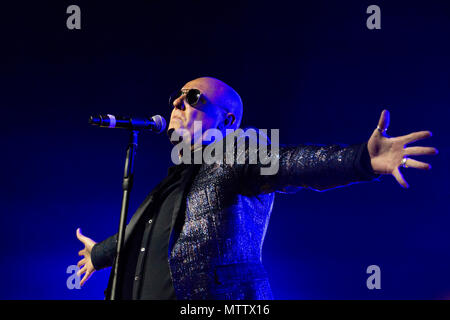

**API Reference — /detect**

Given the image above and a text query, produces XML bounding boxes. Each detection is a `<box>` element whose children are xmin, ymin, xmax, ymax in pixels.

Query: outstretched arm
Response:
<box><xmin>239</xmin><ymin>140</ymin><xmax>378</xmax><ymax>195</ymax></box>
<box><xmin>238</xmin><ymin>110</ymin><xmax>437</xmax><ymax>195</ymax></box>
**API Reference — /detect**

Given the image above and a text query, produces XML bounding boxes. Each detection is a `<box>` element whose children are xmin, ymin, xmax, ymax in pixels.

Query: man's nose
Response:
<box><xmin>173</xmin><ymin>95</ymin><xmax>186</xmax><ymax>111</ymax></box>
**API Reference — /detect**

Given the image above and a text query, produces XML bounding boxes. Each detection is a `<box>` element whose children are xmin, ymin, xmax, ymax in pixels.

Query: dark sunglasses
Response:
<box><xmin>168</xmin><ymin>88</ymin><xmax>203</xmax><ymax>109</ymax></box>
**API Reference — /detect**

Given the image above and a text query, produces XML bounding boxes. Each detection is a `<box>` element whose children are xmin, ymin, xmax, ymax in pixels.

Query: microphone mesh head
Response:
<box><xmin>151</xmin><ymin>115</ymin><xmax>166</xmax><ymax>133</ymax></box>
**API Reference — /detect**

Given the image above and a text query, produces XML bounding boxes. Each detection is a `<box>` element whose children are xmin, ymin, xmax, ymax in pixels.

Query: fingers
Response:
<box><xmin>77</xmin><ymin>265</ymin><xmax>87</xmax><ymax>277</ymax></box>
<box><xmin>377</xmin><ymin>109</ymin><xmax>390</xmax><ymax>134</ymax></box>
<box><xmin>79</xmin><ymin>266</ymin><xmax>92</xmax><ymax>286</ymax></box>
<box><xmin>77</xmin><ymin>258</ymin><xmax>86</xmax><ymax>268</ymax></box>
<box><xmin>76</xmin><ymin>228</ymin><xmax>87</xmax><ymax>244</ymax></box>
<box><xmin>398</xmin><ymin>131</ymin><xmax>432</xmax><ymax>145</ymax></box>
<box><xmin>76</xmin><ymin>262</ymin><xmax>95</xmax><ymax>286</ymax></box>
<box><xmin>393</xmin><ymin>167</ymin><xmax>409</xmax><ymax>188</ymax></box>
<box><xmin>404</xmin><ymin>146</ymin><xmax>438</xmax><ymax>156</ymax></box>
<box><xmin>76</xmin><ymin>228</ymin><xmax>95</xmax><ymax>287</ymax></box>
<box><xmin>80</xmin><ymin>270</ymin><xmax>93</xmax><ymax>287</ymax></box>
<box><xmin>393</xmin><ymin>157</ymin><xmax>431</xmax><ymax>189</ymax></box>
<box><xmin>404</xmin><ymin>158</ymin><xmax>432</xmax><ymax>170</ymax></box>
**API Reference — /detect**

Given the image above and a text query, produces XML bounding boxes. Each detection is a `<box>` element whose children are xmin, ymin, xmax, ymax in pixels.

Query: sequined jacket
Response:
<box><xmin>91</xmin><ymin>135</ymin><xmax>378</xmax><ymax>300</ymax></box>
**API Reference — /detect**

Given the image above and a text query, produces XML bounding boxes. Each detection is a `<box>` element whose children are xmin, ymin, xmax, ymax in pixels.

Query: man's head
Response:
<box><xmin>168</xmin><ymin>77</ymin><xmax>243</xmax><ymax>146</ymax></box>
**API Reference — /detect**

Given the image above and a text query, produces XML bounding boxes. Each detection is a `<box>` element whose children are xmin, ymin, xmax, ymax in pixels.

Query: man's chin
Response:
<box><xmin>167</xmin><ymin>127</ymin><xmax>190</xmax><ymax>146</ymax></box>
<box><xmin>167</xmin><ymin>128</ymin><xmax>177</xmax><ymax>145</ymax></box>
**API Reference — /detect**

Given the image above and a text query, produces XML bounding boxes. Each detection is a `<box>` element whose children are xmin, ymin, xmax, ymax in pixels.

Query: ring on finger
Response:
<box><xmin>401</xmin><ymin>157</ymin><xmax>408</xmax><ymax>168</ymax></box>
<box><xmin>377</xmin><ymin>126</ymin><xmax>387</xmax><ymax>134</ymax></box>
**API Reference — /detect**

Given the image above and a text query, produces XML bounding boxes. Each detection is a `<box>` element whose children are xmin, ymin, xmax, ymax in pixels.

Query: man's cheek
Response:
<box><xmin>169</xmin><ymin>118</ymin><xmax>183</xmax><ymax>130</ymax></box>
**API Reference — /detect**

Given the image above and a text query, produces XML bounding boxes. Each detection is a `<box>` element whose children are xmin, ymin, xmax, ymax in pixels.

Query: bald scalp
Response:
<box><xmin>185</xmin><ymin>77</ymin><xmax>243</xmax><ymax>129</ymax></box>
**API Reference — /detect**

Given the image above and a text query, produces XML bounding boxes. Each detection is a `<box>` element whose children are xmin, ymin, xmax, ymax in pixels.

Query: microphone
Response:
<box><xmin>89</xmin><ymin>114</ymin><xmax>166</xmax><ymax>133</ymax></box>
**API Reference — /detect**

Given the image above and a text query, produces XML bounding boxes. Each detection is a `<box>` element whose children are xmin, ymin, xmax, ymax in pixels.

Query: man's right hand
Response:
<box><xmin>76</xmin><ymin>228</ymin><xmax>97</xmax><ymax>286</ymax></box>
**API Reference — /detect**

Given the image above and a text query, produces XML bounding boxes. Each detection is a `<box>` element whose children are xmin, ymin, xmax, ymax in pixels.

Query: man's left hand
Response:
<box><xmin>367</xmin><ymin>109</ymin><xmax>438</xmax><ymax>188</ymax></box>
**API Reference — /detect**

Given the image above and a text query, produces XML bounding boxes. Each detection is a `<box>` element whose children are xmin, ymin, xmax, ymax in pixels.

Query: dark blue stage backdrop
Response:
<box><xmin>0</xmin><ymin>0</ymin><xmax>449</xmax><ymax>299</ymax></box>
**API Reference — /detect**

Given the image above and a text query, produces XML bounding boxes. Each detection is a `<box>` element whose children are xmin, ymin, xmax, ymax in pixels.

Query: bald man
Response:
<box><xmin>76</xmin><ymin>77</ymin><xmax>437</xmax><ymax>300</ymax></box>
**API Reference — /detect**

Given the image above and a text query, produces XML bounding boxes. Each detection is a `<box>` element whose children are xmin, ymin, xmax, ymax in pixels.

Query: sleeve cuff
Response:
<box><xmin>91</xmin><ymin>234</ymin><xmax>117</xmax><ymax>270</ymax></box>
<box><xmin>353</xmin><ymin>142</ymin><xmax>381</xmax><ymax>181</ymax></box>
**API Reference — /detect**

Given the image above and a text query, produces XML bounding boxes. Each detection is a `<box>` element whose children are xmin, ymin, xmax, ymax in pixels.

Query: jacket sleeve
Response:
<box><xmin>238</xmin><ymin>141</ymin><xmax>380</xmax><ymax>195</ymax></box>
<box><xmin>91</xmin><ymin>234</ymin><xmax>117</xmax><ymax>270</ymax></box>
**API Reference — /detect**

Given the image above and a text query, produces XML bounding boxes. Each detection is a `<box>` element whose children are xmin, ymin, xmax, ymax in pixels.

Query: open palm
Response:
<box><xmin>367</xmin><ymin>110</ymin><xmax>438</xmax><ymax>188</ymax></box>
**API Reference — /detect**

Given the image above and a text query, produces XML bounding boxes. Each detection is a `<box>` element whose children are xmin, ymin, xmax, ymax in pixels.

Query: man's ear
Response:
<box><xmin>224</xmin><ymin>113</ymin><xmax>236</xmax><ymax>127</ymax></box>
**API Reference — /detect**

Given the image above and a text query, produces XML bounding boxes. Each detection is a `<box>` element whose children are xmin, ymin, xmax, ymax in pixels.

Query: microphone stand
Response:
<box><xmin>110</xmin><ymin>130</ymin><xmax>139</xmax><ymax>300</ymax></box>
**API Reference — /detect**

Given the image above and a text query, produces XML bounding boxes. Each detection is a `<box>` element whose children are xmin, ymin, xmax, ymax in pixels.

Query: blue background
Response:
<box><xmin>0</xmin><ymin>0</ymin><xmax>449</xmax><ymax>299</ymax></box>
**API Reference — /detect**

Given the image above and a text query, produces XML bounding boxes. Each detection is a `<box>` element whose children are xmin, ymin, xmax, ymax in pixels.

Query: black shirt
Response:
<box><xmin>119</xmin><ymin>163</ymin><xmax>191</xmax><ymax>300</ymax></box>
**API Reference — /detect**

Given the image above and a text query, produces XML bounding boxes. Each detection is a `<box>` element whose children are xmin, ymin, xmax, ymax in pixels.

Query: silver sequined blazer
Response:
<box><xmin>91</xmin><ymin>133</ymin><xmax>377</xmax><ymax>300</ymax></box>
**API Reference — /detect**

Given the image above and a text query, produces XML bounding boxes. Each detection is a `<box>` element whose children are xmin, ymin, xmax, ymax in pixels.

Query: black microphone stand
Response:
<box><xmin>110</xmin><ymin>130</ymin><xmax>139</xmax><ymax>300</ymax></box>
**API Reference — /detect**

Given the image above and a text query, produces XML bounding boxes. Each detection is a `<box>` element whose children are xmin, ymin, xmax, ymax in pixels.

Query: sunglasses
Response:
<box><xmin>168</xmin><ymin>88</ymin><xmax>203</xmax><ymax>110</ymax></box>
